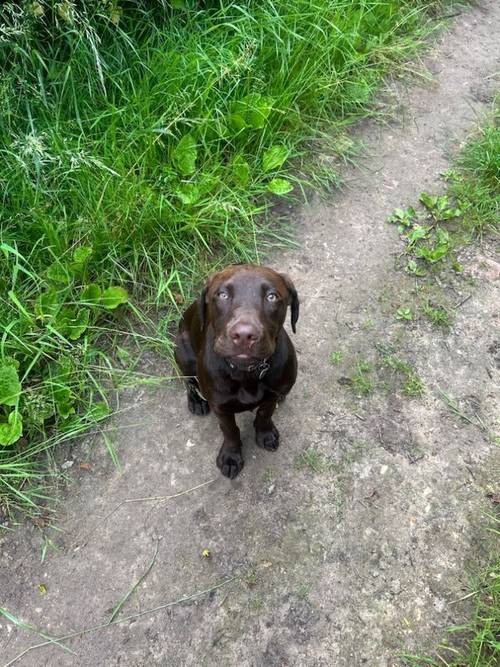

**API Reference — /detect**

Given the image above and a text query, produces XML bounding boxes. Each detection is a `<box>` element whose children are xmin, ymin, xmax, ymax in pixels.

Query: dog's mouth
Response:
<box><xmin>226</xmin><ymin>352</ymin><xmax>265</xmax><ymax>367</ymax></box>
<box><xmin>214</xmin><ymin>336</ymin><xmax>275</xmax><ymax>363</ymax></box>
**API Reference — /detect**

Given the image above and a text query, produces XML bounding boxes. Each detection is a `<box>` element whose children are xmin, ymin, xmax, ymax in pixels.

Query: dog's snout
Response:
<box><xmin>229</xmin><ymin>321</ymin><xmax>261</xmax><ymax>349</ymax></box>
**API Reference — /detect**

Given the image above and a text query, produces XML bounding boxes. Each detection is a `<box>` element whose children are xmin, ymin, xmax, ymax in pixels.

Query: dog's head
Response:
<box><xmin>199</xmin><ymin>264</ymin><xmax>299</xmax><ymax>362</ymax></box>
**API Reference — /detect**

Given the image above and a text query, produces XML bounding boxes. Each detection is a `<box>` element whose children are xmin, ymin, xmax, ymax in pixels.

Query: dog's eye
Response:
<box><xmin>266</xmin><ymin>292</ymin><xmax>278</xmax><ymax>302</ymax></box>
<box><xmin>216</xmin><ymin>291</ymin><xmax>229</xmax><ymax>299</ymax></box>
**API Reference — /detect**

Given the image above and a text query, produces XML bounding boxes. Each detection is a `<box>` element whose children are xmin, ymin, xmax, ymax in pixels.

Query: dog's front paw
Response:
<box><xmin>216</xmin><ymin>448</ymin><xmax>244</xmax><ymax>479</ymax></box>
<box><xmin>187</xmin><ymin>391</ymin><xmax>210</xmax><ymax>416</ymax></box>
<box><xmin>255</xmin><ymin>423</ymin><xmax>280</xmax><ymax>451</ymax></box>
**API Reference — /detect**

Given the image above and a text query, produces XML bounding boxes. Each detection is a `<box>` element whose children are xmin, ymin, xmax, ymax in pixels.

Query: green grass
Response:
<box><xmin>0</xmin><ymin>0</ymin><xmax>449</xmax><ymax>515</ymax></box>
<box><xmin>449</xmin><ymin>103</ymin><xmax>500</xmax><ymax>236</ymax></box>
<box><xmin>402</xmin><ymin>374</ymin><xmax>425</xmax><ymax>397</ymax></box>
<box><xmin>248</xmin><ymin>594</ymin><xmax>264</xmax><ymax>611</ymax></box>
<box><xmin>378</xmin><ymin>347</ymin><xmax>425</xmax><ymax>397</ymax></box>
<box><xmin>403</xmin><ymin>534</ymin><xmax>499</xmax><ymax>666</ymax></box>
<box><xmin>294</xmin><ymin>448</ymin><xmax>326</xmax><ymax>473</ymax></box>
<box><xmin>330</xmin><ymin>351</ymin><xmax>343</xmax><ymax>365</ymax></box>
<box><xmin>422</xmin><ymin>300</ymin><xmax>451</xmax><ymax>328</ymax></box>
<box><xmin>351</xmin><ymin>359</ymin><xmax>375</xmax><ymax>396</ymax></box>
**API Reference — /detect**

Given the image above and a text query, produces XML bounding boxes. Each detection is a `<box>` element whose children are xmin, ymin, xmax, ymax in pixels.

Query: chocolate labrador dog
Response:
<box><xmin>174</xmin><ymin>264</ymin><xmax>299</xmax><ymax>478</ymax></box>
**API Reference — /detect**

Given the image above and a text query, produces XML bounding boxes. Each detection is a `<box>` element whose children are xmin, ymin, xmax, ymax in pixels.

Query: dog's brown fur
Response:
<box><xmin>174</xmin><ymin>264</ymin><xmax>299</xmax><ymax>478</ymax></box>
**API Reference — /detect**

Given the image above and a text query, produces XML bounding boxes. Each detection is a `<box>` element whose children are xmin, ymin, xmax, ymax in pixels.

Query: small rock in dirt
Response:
<box><xmin>61</xmin><ymin>460</ymin><xmax>74</xmax><ymax>470</ymax></box>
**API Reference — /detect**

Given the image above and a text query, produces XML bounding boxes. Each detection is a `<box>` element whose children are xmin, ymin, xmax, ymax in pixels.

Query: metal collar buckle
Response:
<box><xmin>228</xmin><ymin>358</ymin><xmax>270</xmax><ymax>379</ymax></box>
<box><xmin>255</xmin><ymin>360</ymin><xmax>270</xmax><ymax>380</ymax></box>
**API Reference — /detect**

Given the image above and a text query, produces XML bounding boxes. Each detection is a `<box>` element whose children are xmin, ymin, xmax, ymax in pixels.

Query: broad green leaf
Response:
<box><xmin>268</xmin><ymin>178</ymin><xmax>293</xmax><ymax>195</ymax></box>
<box><xmin>72</xmin><ymin>246</ymin><xmax>93</xmax><ymax>264</ymax></box>
<box><xmin>56</xmin><ymin>400</ymin><xmax>75</xmax><ymax>419</ymax></box>
<box><xmin>66</xmin><ymin>309</ymin><xmax>90</xmax><ymax>340</ymax></box>
<box><xmin>436</xmin><ymin>228</ymin><xmax>450</xmax><ymax>245</ymax></box>
<box><xmin>416</xmin><ymin>245</ymin><xmax>449</xmax><ymax>263</ymax></box>
<box><xmin>0</xmin><ymin>365</ymin><xmax>21</xmax><ymax>406</ymax></box>
<box><xmin>388</xmin><ymin>208</ymin><xmax>406</xmax><ymax>222</ymax></box>
<box><xmin>440</xmin><ymin>207</ymin><xmax>462</xmax><ymax>220</ymax></box>
<box><xmin>35</xmin><ymin>289</ymin><xmax>62</xmax><ymax>321</ymax></box>
<box><xmin>263</xmin><ymin>145</ymin><xmax>289</xmax><ymax>173</ymax></box>
<box><xmin>172</xmin><ymin>134</ymin><xmax>197</xmax><ymax>176</ymax></box>
<box><xmin>405</xmin><ymin>225</ymin><xmax>429</xmax><ymax>246</ymax></box>
<box><xmin>25</xmin><ymin>390</ymin><xmax>55</xmax><ymax>425</ymax></box>
<box><xmin>2</xmin><ymin>357</ymin><xmax>19</xmax><ymax>370</ymax></box>
<box><xmin>387</xmin><ymin>206</ymin><xmax>415</xmax><ymax>229</ymax></box>
<box><xmin>49</xmin><ymin>380</ymin><xmax>71</xmax><ymax>406</ymax></box>
<box><xmin>405</xmin><ymin>260</ymin><xmax>427</xmax><ymax>277</ymax></box>
<box><xmin>395</xmin><ymin>307</ymin><xmax>413</xmax><ymax>321</ymax></box>
<box><xmin>229</xmin><ymin>94</ymin><xmax>274</xmax><ymax>131</ymax></box>
<box><xmin>175</xmin><ymin>183</ymin><xmax>200</xmax><ymax>205</ymax></box>
<box><xmin>229</xmin><ymin>113</ymin><xmax>248</xmax><ymax>132</ymax></box>
<box><xmin>434</xmin><ymin>195</ymin><xmax>450</xmax><ymax>212</ymax></box>
<box><xmin>198</xmin><ymin>175</ymin><xmax>219</xmax><ymax>196</ymax></box>
<box><xmin>101</xmin><ymin>286</ymin><xmax>129</xmax><ymax>310</ymax></box>
<box><xmin>419</xmin><ymin>192</ymin><xmax>438</xmax><ymax>211</ymax></box>
<box><xmin>47</xmin><ymin>262</ymin><xmax>70</xmax><ymax>284</ymax></box>
<box><xmin>55</xmin><ymin>307</ymin><xmax>90</xmax><ymax>340</ymax></box>
<box><xmin>232</xmin><ymin>155</ymin><xmax>250</xmax><ymax>186</ymax></box>
<box><xmin>81</xmin><ymin>283</ymin><xmax>101</xmax><ymax>306</ymax></box>
<box><xmin>0</xmin><ymin>411</ymin><xmax>22</xmax><ymax>446</ymax></box>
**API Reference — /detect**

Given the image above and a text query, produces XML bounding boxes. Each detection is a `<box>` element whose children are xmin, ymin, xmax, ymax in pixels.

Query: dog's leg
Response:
<box><xmin>213</xmin><ymin>408</ymin><xmax>244</xmax><ymax>479</ymax></box>
<box><xmin>254</xmin><ymin>397</ymin><xmax>280</xmax><ymax>451</ymax></box>
<box><xmin>186</xmin><ymin>378</ymin><xmax>210</xmax><ymax>416</ymax></box>
<box><xmin>175</xmin><ymin>329</ymin><xmax>210</xmax><ymax>416</ymax></box>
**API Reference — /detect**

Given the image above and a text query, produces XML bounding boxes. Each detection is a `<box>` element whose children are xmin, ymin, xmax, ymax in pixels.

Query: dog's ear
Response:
<box><xmin>280</xmin><ymin>273</ymin><xmax>299</xmax><ymax>333</ymax></box>
<box><xmin>199</xmin><ymin>284</ymin><xmax>209</xmax><ymax>331</ymax></box>
<box><xmin>199</xmin><ymin>271</ymin><xmax>219</xmax><ymax>331</ymax></box>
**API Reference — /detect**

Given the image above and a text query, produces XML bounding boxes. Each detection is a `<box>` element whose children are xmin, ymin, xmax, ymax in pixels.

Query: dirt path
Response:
<box><xmin>1</xmin><ymin>3</ymin><xmax>499</xmax><ymax>666</ymax></box>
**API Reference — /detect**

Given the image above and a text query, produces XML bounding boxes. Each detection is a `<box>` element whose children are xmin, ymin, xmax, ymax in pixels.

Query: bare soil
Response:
<box><xmin>1</xmin><ymin>2</ymin><xmax>499</xmax><ymax>666</ymax></box>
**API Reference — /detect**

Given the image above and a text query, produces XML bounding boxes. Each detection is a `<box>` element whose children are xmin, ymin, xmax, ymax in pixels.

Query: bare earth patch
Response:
<box><xmin>1</xmin><ymin>2</ymin><xmax>499</xmax><ymax>666</ymax></box>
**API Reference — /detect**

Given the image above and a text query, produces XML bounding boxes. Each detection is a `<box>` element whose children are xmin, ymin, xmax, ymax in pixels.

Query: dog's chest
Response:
<box><xmin>235</xmin><ymin>382</ymin><xmax>265</xmax><ymax>404</ymax></box>
<box><xmin>219</xmin><ymin>379</ymin><xmax>268</xmax><ymax>412</ymax></box>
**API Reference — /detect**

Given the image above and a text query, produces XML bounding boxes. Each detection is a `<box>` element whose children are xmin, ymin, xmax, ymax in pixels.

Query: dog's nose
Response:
<box><xmin>229</xmin><ymin>322</ymin><xmax>260</xmax><ymax>349</ymax></box>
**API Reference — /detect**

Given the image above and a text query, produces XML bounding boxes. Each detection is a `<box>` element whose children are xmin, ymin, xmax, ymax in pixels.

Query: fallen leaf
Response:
<box><xmin>79</xmin><ymin>462</ymin><xmax>92</xmax><ymax>471</ymax></box>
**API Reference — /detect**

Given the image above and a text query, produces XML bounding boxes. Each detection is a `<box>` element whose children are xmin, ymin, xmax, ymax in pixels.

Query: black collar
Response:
<box><xmin>226</xmin><ymin>358</ymin><xmax>270</xmax><ymax>380</ymax></box>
